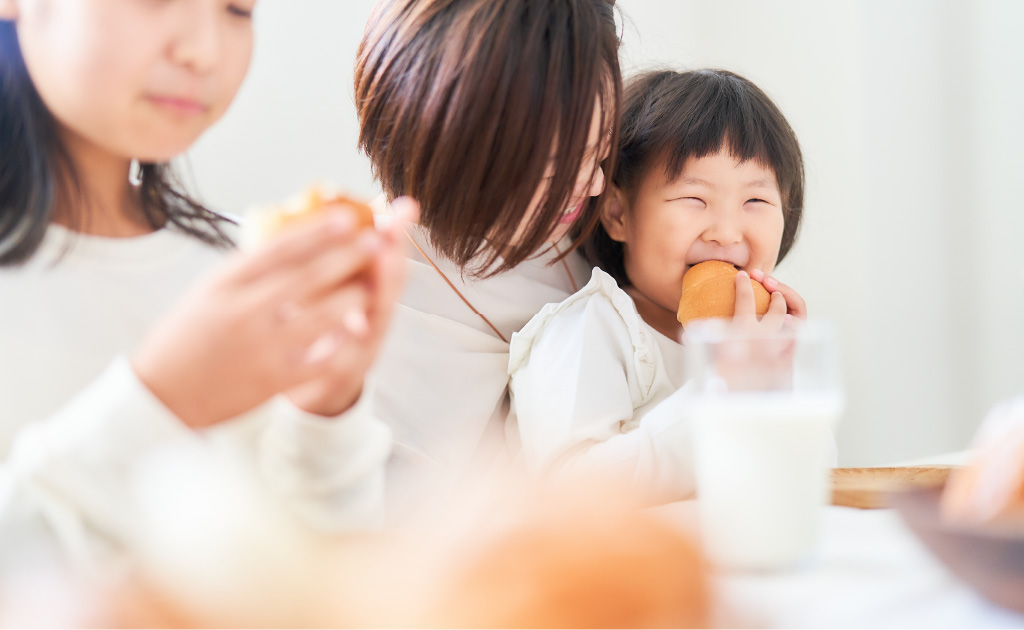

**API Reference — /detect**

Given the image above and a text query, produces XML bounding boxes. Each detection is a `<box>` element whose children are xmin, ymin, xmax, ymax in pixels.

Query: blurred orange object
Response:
<box><xmin>246</xmin><ymin>186</ymin><xmax>375</xmax><ymax>247</ymax></box>
<box><xmin>413</xmin><ymin>481</ymin><xmax>710</xmax><ymax>629</ymax></box>
<box><xmin>97</xmin><ymin>466</ymin><xmax>709</xmax><ymax>628</ymax></box>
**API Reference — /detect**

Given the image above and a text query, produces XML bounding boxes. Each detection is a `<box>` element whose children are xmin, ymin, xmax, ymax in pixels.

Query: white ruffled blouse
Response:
<box><xmin>507</xmin><ymin>267</ymin><xmax>697</xmax><ymax>500</ymax></box>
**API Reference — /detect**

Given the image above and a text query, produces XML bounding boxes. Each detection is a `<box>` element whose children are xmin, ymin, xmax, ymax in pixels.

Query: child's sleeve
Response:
<box><xmin>509</xmin><ymin>291</ymin><xmax>696</xmax><ymax>501</ymax></box>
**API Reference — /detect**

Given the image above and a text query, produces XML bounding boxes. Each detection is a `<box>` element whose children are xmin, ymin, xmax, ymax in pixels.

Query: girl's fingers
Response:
<box><xmin>288</xmin><ymin>230</ymin><xmax>379</xmax><ymax>304</ymax></box>
<box><xmin>761</xmin><ymin>275</ymin><xmax>807</xmax><ymax>319</ymax></box>
<box><xmin>299</xmin><ymin>285</ymin><xmax>371</xmax><ymax>346</ymax></box>
<box><xmin>232</xmin><ymin>211</ymin><xmax>361</xmax><ymax>284</ymax></box>
<box><xmin>760</xmin><ymin>291</ymin><xmax>788</xmax><ymax>330</ymax></box>
<box><xmin>733</xmin><ymin>270</ymin><xmax>758</xmax><ymax>324</ymax></box>
<box><xmin>283</xmin><ymin>287</ymin><xmax>372</xmax><ymax>381</ymax></box>
<box><xmin>361</xmin><ymin>196</ymin><xmax>416</xmax><ymax>340</ymax></box>
<box><xmin>390</xmin><ymin>196</ymin><xmax>421</xmax><ymax>230</ymax></box>
<box><xmin>239</xmin><ymin>226</ymin><xmax>378</xmax><ymax>311</ymax></box>
<box><xmin>368</xmin><ymin>232</ymin><xmax>409</xmax><ymax>336</ymax></box>
<box><xmin>781</xmin><ymin>313</ymin><xmax>803</xmax><ymax>335</ymax></box>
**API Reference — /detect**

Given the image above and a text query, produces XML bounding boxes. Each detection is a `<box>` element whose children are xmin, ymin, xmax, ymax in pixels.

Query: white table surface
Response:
<box><xmin>654</xmin><ymin>453</ymin><xmax>1024</xmax><ymax>628</ymax></box>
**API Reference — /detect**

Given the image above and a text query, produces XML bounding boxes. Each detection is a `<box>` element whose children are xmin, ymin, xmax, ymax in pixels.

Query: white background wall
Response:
<box><xmin>186</xmin><ymin>0</ymin><xmax>1024</xmax><ymax>466</ymax></box>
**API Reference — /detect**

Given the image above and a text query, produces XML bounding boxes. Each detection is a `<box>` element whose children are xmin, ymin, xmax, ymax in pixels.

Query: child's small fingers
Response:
<box><xmin>784</xmin><ymin>289</ymin><xmax>807</xmax><ymax>319</ymax></box>
<box><xmin>759</xmin><ymin>291</ymin><xmax>788</xmax><ymax>329</ymax></box>
<box><xmin>769</xmin><ymin>278</ymin><xmax>807</xmax><ymax>319</ymax></box>
<box><xmin>781</xmin><ymin>313</ymin><xmax>803</xmax><ymax>334</ymax></box>
<box><xmin>733</xmin><ymin>271</ymin><xmax>757</xmax><ymax>323</ymax></box>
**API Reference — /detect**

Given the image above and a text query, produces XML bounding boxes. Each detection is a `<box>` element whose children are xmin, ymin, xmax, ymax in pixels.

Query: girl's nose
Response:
<box><xmin>169</xmin><ymin>6</ymin><xmax>223</xmax><ymax>75</ymax></box>
<box><xmin>701</xmin><ymin>213</ymin><xmax>743</xmax><ymax>246</ymax></box>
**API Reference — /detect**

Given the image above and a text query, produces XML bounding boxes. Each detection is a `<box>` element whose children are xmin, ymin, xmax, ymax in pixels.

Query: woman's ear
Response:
<box><xmin>0</xmin><ymin>0</ymin><xmax>17</xmax><ymax>20</ymax></box>
<box><xmin>600</xmin><ymin>186</ymin><xmax>629</xmax><ymax>243</ymax></box>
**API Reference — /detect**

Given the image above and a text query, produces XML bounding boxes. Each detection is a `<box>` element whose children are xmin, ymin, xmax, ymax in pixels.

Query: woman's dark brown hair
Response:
<box><xmin>587</xmin><ymin>69</ymin><xmax>805</xmax><ymax>286</ymax></box>
<box><xmin>355</xmin><ymin>0</ymin><xmax>621</xmax><ymax>277</ymax></box>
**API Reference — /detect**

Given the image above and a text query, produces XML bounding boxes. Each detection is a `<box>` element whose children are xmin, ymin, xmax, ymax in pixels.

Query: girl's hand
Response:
<box><xmin>283</xmin><ymin>198</ymin><xmax>418</xmax><ymax>417</ymax></box>
<box><xmin>723</xmin><ymin>270</ymin><xmax>801</xmax><ymax>390</ymax></box>
<box><xmin>731</xmin><ymin>269</ymin><xmax>796</xmax><ymax>332</ymax></box>
<box><xmin>131</xmin><ymin>204</ymin><xmax>401</xmax><ymax>429</ymax></box>
<box><xmin>748</xmin><ymin>268</ymin><xmax>807</xmax><ymax>320</ymax></box>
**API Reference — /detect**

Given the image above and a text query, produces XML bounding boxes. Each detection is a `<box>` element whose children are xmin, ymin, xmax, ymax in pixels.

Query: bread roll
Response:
<box><xmin>244</xmin><ymin>186</ymin><xmax>374</xmax><ymax>247</ymax></box>
<box><xmin>676</xmin><ymin>260</ymin><xmax>771</xmax><ymax>327</ymax></box>
<box><xmin>419</xmin><ymin>485</ymin><xmax>710</xmax><ymax>629</ymax></box>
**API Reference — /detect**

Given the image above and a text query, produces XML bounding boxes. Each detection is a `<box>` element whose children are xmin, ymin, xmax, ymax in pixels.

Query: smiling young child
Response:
<box><xmin>507</xmin><ymin>69</ymin><xmax>807</xmax><ymax>501</ymax></box>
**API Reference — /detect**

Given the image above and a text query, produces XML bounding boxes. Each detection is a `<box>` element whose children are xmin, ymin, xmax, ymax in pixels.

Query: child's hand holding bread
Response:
<box><xmin>677</xmin><ymin>260</ymin><xmax>806</xmax><ymax>333</ymax></box>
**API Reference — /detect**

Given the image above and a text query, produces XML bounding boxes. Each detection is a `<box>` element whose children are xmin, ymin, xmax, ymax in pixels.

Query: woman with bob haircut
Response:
<box><xmin>354</xmin><ymin>0</ymin><xmax>621</xmax><ymax>510</ymax></box>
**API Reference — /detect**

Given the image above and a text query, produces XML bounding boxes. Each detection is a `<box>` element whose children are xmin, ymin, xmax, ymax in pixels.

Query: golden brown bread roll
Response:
<box><xmin>677</xmin><ymin>260</ymin><xmax>771</xmax><ymax>327</ymax></box>
<box><xmin>417</xmin><ymin>484</ymin><xmax>710</xmax><ymax>629</ymax></box>
<box><xmin>245</xmin><ymin>186</ymin><xmax>374</xmax><ymax>247</ymax></box>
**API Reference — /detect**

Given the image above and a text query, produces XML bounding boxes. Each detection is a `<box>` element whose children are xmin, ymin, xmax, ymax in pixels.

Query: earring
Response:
<box><xmin>129</xmin><ymin>159</ymin><xmax>144</xmax><ymax>187</ymax></box>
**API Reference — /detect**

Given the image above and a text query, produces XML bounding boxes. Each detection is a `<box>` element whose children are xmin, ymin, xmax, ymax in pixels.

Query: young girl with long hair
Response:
<box><xmin>0</xmin><ymin>0</ymin><xmax>411</xmax><ymax>563</ymax></box>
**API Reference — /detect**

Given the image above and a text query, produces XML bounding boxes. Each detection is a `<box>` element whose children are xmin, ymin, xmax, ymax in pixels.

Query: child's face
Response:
<box><xmin>10</xmin><ymin>0</ymin><xmax>255</xmax><ymax>161</ymax></box>
<box><xmin>605</xmin><ymin>149</ymin><xmax>785</xmax><ymax>321</ymax></box>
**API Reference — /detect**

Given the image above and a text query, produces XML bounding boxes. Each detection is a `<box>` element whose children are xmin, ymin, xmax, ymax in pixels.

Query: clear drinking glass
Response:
<box><xmin>684</xmin><ymin>319</ymin><xmax>843</xmax><ymax>571</ymax></box>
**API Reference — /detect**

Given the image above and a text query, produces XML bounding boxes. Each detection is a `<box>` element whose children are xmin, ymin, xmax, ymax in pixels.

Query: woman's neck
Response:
<box><xmin>51</xmin><ymin>128</ymin><xmax>158</xmax><ymax>238</ymax></box>
<box><xmin>624</xmin><ymin>285</ymin><xmax>683</xmax><ymax>343</ymax></box>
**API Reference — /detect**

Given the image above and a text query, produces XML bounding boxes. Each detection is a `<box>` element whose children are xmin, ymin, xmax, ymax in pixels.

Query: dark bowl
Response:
<box><xmin>892</xmin><ymin>486</ymin><xmax>1024</xmax><ymax>614</ymax></box>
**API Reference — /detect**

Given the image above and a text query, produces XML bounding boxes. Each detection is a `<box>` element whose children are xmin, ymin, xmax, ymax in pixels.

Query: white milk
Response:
<box><xmin>692</xmin><ymin>392</ymin><xmax>842</xmax><ymax>571</ymax></box>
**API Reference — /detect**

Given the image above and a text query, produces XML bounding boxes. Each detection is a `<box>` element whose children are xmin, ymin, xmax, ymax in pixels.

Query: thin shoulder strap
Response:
<box><xmin>404</xmin><ymin>230</ymin><xmax>510</xmax><ymax>344</ymax></box>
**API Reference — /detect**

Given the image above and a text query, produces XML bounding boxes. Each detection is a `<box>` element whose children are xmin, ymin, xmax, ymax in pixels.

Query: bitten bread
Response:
<box><xmin>244</xmin><ymin>186</ymin><xmax>374</xmax><ymax>247</ymax></box>
<box><xmin>676</xmin><ymin>260</ymin><xmax>771</xmax><ymax>327</ymax></box>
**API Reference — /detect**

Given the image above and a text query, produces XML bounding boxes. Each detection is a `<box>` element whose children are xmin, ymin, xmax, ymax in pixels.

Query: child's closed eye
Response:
<box><xmin>668</xmin><ymin>197</ymin><xmax>707</xmax><ymax>207</ymax></box>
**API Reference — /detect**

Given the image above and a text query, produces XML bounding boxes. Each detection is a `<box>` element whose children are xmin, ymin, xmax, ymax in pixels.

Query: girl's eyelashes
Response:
<box><xmin>668</xmin><ymin>196</ymin><xmax>706</xmax><ymax>206</ymax></box>
<box><xmin>227</xmin><ymin>3</ymin><xmax>254</xmax><ymax>18</ymax></box>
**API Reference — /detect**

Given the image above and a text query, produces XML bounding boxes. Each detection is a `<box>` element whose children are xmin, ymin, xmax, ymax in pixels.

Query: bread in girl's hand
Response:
<box><xmin>243</xmin><ymin>186</ymin><xmax>374</xmax><ymax>248</ymax></box>
<box><xmin>676</xmin><ymin>260</ymin><xmax>771</xmax><ymax>327</ymax></box>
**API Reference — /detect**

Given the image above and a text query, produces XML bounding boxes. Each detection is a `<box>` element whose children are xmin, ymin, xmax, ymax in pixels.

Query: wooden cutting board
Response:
<box><xmin>831</xmin><ymin>466</ymin><xmax>958</xmax><ymax>509</ymax></box>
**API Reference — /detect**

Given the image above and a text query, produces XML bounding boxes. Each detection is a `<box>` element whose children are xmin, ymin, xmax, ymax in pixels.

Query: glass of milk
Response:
<box><xmin>684</xmin><ymin>320</ymin><xmax>843</xmax><ymax>571</ymax></box>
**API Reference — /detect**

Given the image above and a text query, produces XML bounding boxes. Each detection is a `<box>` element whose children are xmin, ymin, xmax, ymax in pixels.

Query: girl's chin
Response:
<box><xmin>546</xmin><ymin>225</ymin><xmax>573</xmax><ymax>245</ymax></box>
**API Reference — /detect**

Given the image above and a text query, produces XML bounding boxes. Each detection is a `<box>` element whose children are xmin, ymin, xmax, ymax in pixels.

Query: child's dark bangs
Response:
<box><xmin>660</xmin><ymin>86</ymin><xmax>779</xmax><ymax>183</ymax></box>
